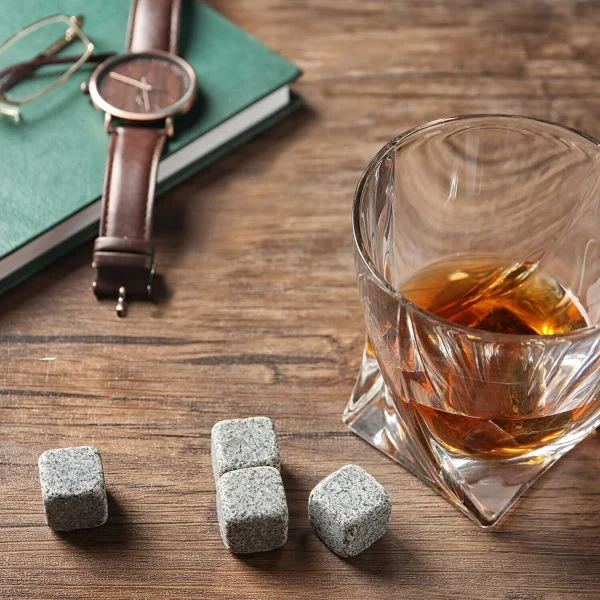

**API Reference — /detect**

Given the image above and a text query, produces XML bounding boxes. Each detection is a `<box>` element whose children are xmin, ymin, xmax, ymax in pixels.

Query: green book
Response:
<box><xmin>0</xmin><ymin>1</ymin><xmax>301</xmax><ymax>295</ymax></box>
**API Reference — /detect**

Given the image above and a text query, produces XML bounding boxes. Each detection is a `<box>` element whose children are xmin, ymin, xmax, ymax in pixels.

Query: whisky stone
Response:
<box><xmin>308</xmin><ymin>464</ymin><xmax>391</xmax><ymax>558</ymax></box>
<box><xmin>211</xmin><ymin>416</ymin><xmax>280</xmax><ymax>482</ymax></box>
<box><xmin>38</xmin><ymin>446</ymin><xmax>108</xmax><ymax>532</ymax></box>
<box><xmin>216</xmin><ymin>466</ymin><xmax>288</xmax><ymax>554</ymax></box>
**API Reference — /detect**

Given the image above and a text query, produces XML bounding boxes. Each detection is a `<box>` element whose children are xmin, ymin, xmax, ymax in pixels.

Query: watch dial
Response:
<box><xmin>95</xmin><ymin>53</ymin><xmax>193</xmax><ymax>116</ymax></box>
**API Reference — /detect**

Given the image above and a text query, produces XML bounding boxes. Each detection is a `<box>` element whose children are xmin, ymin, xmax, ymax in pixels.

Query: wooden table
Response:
<box><xmin>1</xmin><ymin>1</ymin><xmax>599</xmax><ymax>598</ymax></box>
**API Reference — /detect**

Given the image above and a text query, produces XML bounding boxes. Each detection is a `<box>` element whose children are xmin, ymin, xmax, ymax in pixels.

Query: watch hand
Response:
<box><xmin>109</xmin><ymin>71</ymin><xmax>152</xmax><ymax>91</ymax></box>
<box><xmin>140</xmin><ymin>77</ymin><xmax>151</xmax><ymax>112</ymax></box>
<box><xmin>139</xmin><ymin>77</ymin><xmax>171</xmax><ymax>94</ymax></box>
<box><xmin>139</xmin><ymin>77</ymin><xmax>173</xmax><ymax>94</ymax></box>
<box><xmin>142</xmin><ymin>88</ymin><xmax>150</xmax><ymax>111</ymax></box>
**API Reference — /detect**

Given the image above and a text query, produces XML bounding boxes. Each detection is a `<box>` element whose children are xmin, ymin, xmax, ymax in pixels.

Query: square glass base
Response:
<box><xmin>343</xmin><ymin>344</ymin><xmax>599</xmax><ymax>528</ymax></box>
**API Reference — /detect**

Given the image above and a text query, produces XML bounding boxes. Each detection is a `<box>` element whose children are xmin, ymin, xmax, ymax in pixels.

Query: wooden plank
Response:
<box><xmin>0</xmin><ymin>1</ymin><xmax>598</xmax><ymax>598</ymax></box>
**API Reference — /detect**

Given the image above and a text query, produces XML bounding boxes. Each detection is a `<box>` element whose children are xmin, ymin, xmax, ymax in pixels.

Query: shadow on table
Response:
<box><xmin>238</xmin><ymin>525</ymin><xmax>422</xmax><ymax>587</ymax></box>
<box><xmin>236</xmin><ymin>464</ymin><xmax>312</xmax><ymax>571</ymax></box>
<box><xmin>0</xmin><ymin>101</ymin><xmax>315</xmax><ymax>323</ymax></box>
<box><xmin>237</xmin><ymin>463</ymin><xmax>423</xmax><ymax>585</ymax></box>
<box><xmin>54</xmin><ymin>491</ymin><xmax>134</xmax><ymax>550</ymax></box>
<box><xmin>344</xmin><ymin>530</ymin><xmax>422</xmax><ymax>582</ymax></box>
<box><xmin>152</xmin><ymin>100</ymin><xmax>316</xmax><ymax>255</ymax></box>
<box><xmin>488</xmin><ymin>434</ymin><xmax>600</xmax><ymax>584</ymax></box>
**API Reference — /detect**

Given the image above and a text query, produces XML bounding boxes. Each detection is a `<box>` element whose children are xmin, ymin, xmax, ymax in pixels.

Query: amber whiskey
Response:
<box><xmin>394</xmin><ymin>255</ymin><xmax>595</xmax><ymax>459</ymax></box>
<box><xmin>399</xmin><ymin>256</ymin><xmax>588</xmax><ymax>336</ymax></box>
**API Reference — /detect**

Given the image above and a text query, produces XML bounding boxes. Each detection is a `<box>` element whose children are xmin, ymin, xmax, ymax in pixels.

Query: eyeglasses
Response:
<box><xmin>0</xmin><ymin>14</ymin><xmax>114</xmax><ymax>122</ymax></box>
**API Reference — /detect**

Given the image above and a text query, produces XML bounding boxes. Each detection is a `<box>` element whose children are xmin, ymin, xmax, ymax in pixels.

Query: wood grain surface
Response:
<box><xmin>1</xmin><ymin>1</ymin><xmax>599</xmax><ymax>598</ymax></box>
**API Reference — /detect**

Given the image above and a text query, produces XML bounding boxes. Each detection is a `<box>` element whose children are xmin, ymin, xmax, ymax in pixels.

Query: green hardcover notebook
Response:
<box><xmin>0</xmin><ymin>1</ymin><xmax>301</xmax><ymax>295</ymax></box>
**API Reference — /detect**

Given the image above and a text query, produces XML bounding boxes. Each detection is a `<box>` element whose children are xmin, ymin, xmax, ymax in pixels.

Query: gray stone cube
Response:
<box><xmin>216</xmin><ymin>466</ymin><xmax>288</xmax><ymax>554</ymax></box>
<box><xmin>211</xmin><ymin>416</ymin><xmax>280</xmax><ymax>482</ymax></box>
<box><xmin>308</xmin><ymin>464</ymin><xmax>391</xmax><ymax>558</ymax></box>
<box><xmin>38</xmin><ymin>446</ymin><xmax>108</xmax><ymax>531</ymax></box>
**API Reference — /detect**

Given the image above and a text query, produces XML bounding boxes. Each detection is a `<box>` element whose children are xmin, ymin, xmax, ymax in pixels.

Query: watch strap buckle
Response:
<box><xmin>92</xmin><ymin>237</ymin><xmax>155</xmax><ymax>317</ymax></box>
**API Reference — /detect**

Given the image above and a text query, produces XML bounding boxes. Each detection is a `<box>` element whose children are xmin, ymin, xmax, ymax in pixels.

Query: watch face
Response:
<box><xmin>89</xmin><ymin>51</ymin><xmax>197</xmax><ymax>121</ymax></box>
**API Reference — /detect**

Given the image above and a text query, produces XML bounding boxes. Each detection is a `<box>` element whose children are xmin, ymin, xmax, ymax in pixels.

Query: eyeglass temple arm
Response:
<box><xmin>0</xmin><ymin>53</ymin><xmax>114</xmax><ymax>94</ymax></box>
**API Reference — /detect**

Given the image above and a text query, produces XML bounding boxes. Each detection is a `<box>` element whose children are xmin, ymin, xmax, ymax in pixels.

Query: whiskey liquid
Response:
<box><xmin>394</xmin><ymin>256</ymin><xmax>595</xmax><ymax>459</ymax></box>
<box><xmin>399</xmin><ymin>256</ymin><xmax>588</xmax><ymax>336</ymax></box>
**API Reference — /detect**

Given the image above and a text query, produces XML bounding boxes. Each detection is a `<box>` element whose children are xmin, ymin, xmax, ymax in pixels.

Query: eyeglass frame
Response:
<box><xmin>0</xmin><ymin>13</ymin><xmax>107</xmax><ymax>119</ymax></box>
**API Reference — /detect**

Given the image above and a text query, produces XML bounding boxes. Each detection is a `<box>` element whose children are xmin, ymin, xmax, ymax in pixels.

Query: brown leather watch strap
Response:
<box><xmin>126</xmin><ymin>0</ymin><xmax>182</xmax><ymax>53</ymax></box>
<box><xmin>93</xmin><ymin>127</ymin><xmax>166</xmax><ymax>301</ymax></box>
<box><xmin>93</xmin><ymin>0</ymin><xmax>183</xmax><ymax>314</ymax></box>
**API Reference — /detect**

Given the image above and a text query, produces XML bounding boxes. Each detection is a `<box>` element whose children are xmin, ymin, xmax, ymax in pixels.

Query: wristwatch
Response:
<box><xmin>87</xmin><ymin>0</ymin><xmax>197</xmax><ymax>316</ymax></box>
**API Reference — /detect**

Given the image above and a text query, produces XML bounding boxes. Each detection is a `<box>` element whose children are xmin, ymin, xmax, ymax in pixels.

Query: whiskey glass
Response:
<box><xmin>344</xmin><ymin>115</ymin><xmax>600</xmax><ymax>527</ymax></box>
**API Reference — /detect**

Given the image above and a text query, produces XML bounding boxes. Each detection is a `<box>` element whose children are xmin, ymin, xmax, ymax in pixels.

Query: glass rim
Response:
<box><xmin>352</xmin><ymin>114</ymin><xmax>600</xmax><ymax>343</ymax></box>
<box><xmin>0</xmin><ymin>13</ymin><xmax>94</xmax><ymax>107</ymax></box>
